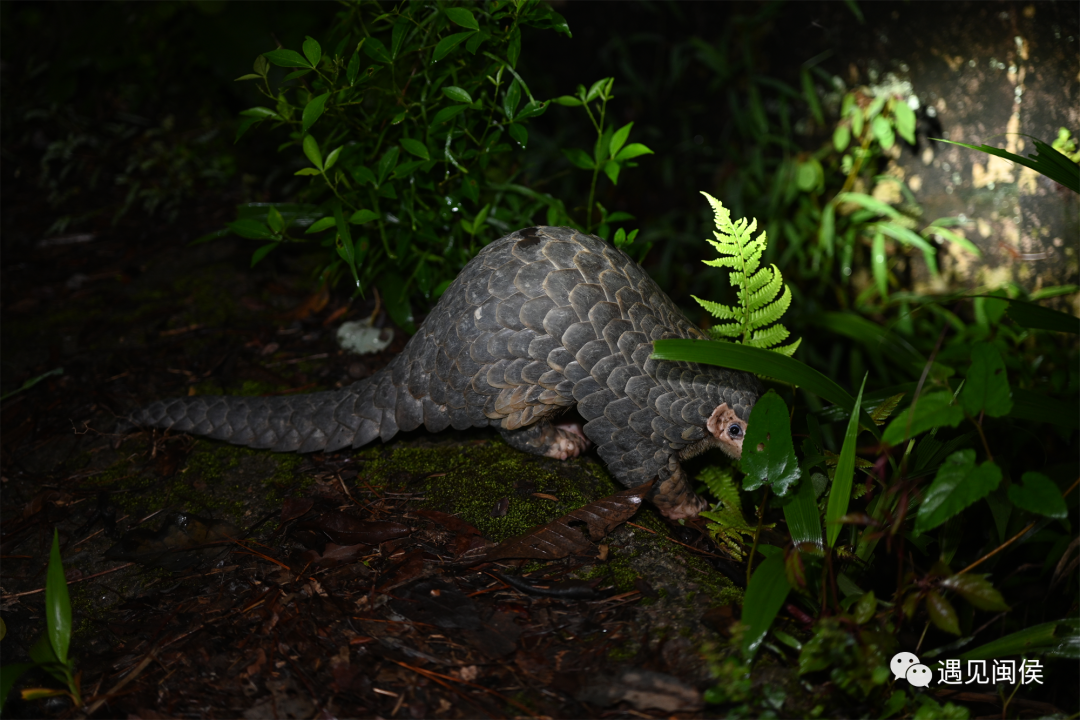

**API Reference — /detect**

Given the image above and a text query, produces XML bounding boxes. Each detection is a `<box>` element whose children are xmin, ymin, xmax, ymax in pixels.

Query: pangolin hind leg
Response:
<box><xmin>498</xmin><ymin>420</ymin><xmax>591</xmax><ymax>461</ymax></box>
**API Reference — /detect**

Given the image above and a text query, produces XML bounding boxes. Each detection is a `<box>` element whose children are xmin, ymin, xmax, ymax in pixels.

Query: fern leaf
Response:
<box><xmin>698</xmin><ymin>192</ymin><xmax>801</xmax><ymax>356</ymax></box>
<box><xmin>870</xmin><ymin>392</ymin><xmax>906</xmax><ymax>426</ymax></box>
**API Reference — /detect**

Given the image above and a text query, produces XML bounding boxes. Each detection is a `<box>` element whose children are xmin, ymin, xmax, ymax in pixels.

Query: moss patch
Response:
<box><xmin>354</xmin><ymin>436</ymin><xmax>621</xmax><ymax>542</ymax></box>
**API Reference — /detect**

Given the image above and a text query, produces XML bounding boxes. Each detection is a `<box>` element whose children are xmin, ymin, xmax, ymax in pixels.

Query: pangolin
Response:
<box><xmin>128</xmin><ymin>226</ymin><xmax>762</xmax><ymax>519</ymax></box>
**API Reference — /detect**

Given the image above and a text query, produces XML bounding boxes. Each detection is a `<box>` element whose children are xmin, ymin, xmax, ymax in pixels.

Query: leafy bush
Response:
<box><xmin>220</xmin><ymin>0</ymin><xmax>653</xmax><ymax>332</ymax></box>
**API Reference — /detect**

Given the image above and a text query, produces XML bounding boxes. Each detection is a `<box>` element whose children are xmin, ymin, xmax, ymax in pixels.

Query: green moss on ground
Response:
<box><xmin>355</xmin><ymin>438</ymin><xmax>621</xmax><ymax>542</ymax></box>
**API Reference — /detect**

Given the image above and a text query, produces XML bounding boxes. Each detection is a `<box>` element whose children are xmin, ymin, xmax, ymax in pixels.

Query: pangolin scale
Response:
<box><xmin>128</xmin><ymin>226</ymin><xmax>762</xmax><ymax>519</ymax></box>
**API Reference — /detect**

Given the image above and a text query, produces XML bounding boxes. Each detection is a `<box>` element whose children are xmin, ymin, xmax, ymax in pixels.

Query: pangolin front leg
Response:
<box><xmin>126</xmin><ymin>226</ymin><xmax>763</xmax><ymax>520</ymax></box>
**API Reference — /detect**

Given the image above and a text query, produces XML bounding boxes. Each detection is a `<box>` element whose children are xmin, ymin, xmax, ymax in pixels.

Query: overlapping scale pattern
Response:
<box><xmin>128</xmin><ymin>226</ymin><xmax>762</xmax><ymax>515</ymax></box>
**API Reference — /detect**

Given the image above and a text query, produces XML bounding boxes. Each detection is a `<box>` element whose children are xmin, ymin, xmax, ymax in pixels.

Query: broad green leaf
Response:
<box><xmin>466</xmin><ymin>28</ymin><xmax>487</xmax><ymax>54</ymax></box>
<box><xmin>324</xmin><ymin>146</ymin><xmax>343</xmax><ymax>172</ymax></box>
<box><xmin>835</xmin><ymin>192</ymin><xmax>903</xmax><ymax>220</ymax></box>
<box><xmin>250</xmin><ymin>242</ymin><xmax>277</xmax><ymax>267</ymax></box>
<box><xmin>346</xmin><ymin>52</ymin><xmax>360</xmax><ymax>85</ymax></box>
<box><xmin>46</xmin><ymin>529</ymin><xmax>71</xmax><ymax>664</ymax></box>
<box><xmin>1003</xmin><ymin>298</ymin><xmax>1080</xmax><ymax>334</ymax></box>
<box><xmin>283</xmin><ymin>68</ymin><xmax>311</xmax><ymax>82</ymax></box>
<box><xmin>442</xmin><ymin>86</ymin><xmax>472</xmax><ymax>104</ymax></box>
<box><xmin>650</xmin><ymin>340</ymin><xmax>881</xmax><ymax>439</ymax></box>
<box><xmin>350</xmin><ymin>165</ymin><xmax>377</xmax><ymax>187</ymax></box>
<box><xmin>812</xmin><ymin>313</ymin><xmax>925</xmax><ymax>370</ymax></box>
<box><xmin>266</xmin><ymin>205</ymin><xmax>285</xmax><ymax>234</ymax></box>
<box><xmin>925</xmin><ymin>224</ymin><xmax>981</xmax><ymax>257</ymax></box>
<box><xmin>294</xmin><ymin>167</ymin><xmax>320</xmax><ymax>176</ymax></box>
<box><xmin>1008</xmin><ymin>471</ymin><xmax>1068</xmax><ymax>519</ymax></box>
<box><xmin>444</xmin><ymin>6</ymin><xmax>479</xmax><ymax>30</ymax></box>
<box><xmin>960</xmin><ymin>618</ymin><xmax>1080</xmax><ymax>661</ymax></box>
<box><xmin>783</xmin><ymin>470</ymin><xmax>823</xmax><ymax>549</ymax></box>
<box><xmin>826</xmin><ymin>375</ymin><xmax>865</xmax><ymax>548</ymax></box>
<box><xmin>377</xmin><ymin>146</ymin><xmax>400</xmax><ymax>186</ymax></box>
<box><xmin>227</xmin><ymin>219</ymin><xmax>275</xmax><ymax>240</ymax></box>
<box><xmin>959</xmin><ymin>342</ymin><xmax>1012</xmax><ymax>417</ymax></box>
<box><xmin>240</xmin><ymin>106</ymin><xmax>282</xmax><ymax>120</ymax></box>
<box><xmin>893</xmin><ymin>100</ymin><xmax>916</xmax><ymax>144</ymax></box>
<box><xmin>741</xmin><ymin>390</ymin><xmax>801</xmax><ymax>496</ymax></box>
<box><xmin>302</xmin><ymin>92</ymin><xmax>330</xmax><ymax>135</ymax></box>
<box><xmin>304</xmin><ymin>216</ymin><xmax>332</xmax><ymax>234</ymax></box>
<box><xmin>348</xmin><ymin>209</ymin><xmax>379</xmax><ymax>225</ymax></box>
<box><xmin>933</xmin><ymin>138</ymin><xmax>1079</xmax><ymax>194</ymax></box>
<box><xmin>507</xmin><ymin>122</ymin><xmax>528</xmax><ymax>148</ymax></box>
<box><xmin>854</xmin><ymin>591</ymin><xmax>877</xmax><ymax>624</ymax></box>
<box><xmin>431</xmin><ymin>103</ymin><xmax>470</xmax><ymax>126</ymax></box>
<box><xmin>562</xmin><ymin>148</ymin><xmax>595</xmax><ymax>170</ymax></box>
<box><xmin>914</xmin><ymin>450</ymin><xmax>1002</xmax><ymax>535</ymax></box>
<box><xmin>940</xmin><ymin>573</ymin><xmax>1009</xmax><ymax>611</ymax></box>
<box><xmin>926</xmin><ymin>590</ymin><xmax>960</xmax><ymax>635</ymax></box>
<box><xmin>741</xmin><ymin>554</ymin><xmax>790</xmax><ymax>659</ymax></box>
<box><xmin>603</xmin><ymin>160</ymin><xmax>621</xmax><ymax>185</ymax></box>
<box><xmin>399</xmin><ymin>138</ymin><xmax>430</xmax><ymax>161</ymax></box>
<box><xmin>586</xmin><ymin>77</ymin><xmax>610</xmax><ymax>102</ymax></box>
<box><xmin>513</xmin><ymin>99</ymin><xmax>547</xmax><ymax>122</ymax></box>
<box><xmin>363</xmin><ymin>37</ymin><xmax>392</xmax><ymax>64</ymax></box>
<box><xmin>302</xmin><ymin>135</ymin><xmax>323</xmax><ymax>170</ymax></box>
<box><xmin>833</xmin><ymin>124</ymin><xmax>851</xmax><ymax>152</ymax></box>
<box><xmin>882</xmin><ymin>391</ymin><xmax>963</xmax><ymax>446</ymax></box>
<box><xmin>0</xmin><ymin>662</ymin><xmax>36</xmax><ymax>710</ymax></box>
<box><xmin>302</xmin><ymin>36</ymin><xmax>322</xmax><ymax>68</ymax></box>
<box><xmin>391</xmin><ymin>14</ymin><xmax>411</xmax><ymax>59</ymax></box>
<box><xmin>610</xmin><ymin>122</ymin><xmax>633</xmax><ymax>158</ymax></box>
<box><xmin>433</xmin><ymin>31</ymin><xmax>473</xmax><ymax>63</ymax></box>
<box><xmin>392</xmin><ymin>159</ymin><xmax>425</xmax><ymax>179</ymax></box>
<box><xmin>234</xmin><ymin>117</ymin><xmax>262</xmax><ymax>142</ymax></box>
<box><xmin>503</xmin><ymin>78</ymin><xmax>522</xmax><ymax>120</ymax></box>
<box><xmin>872</xmin><ymin>114</ymin><xmax>894</xmax><ymax>149</ymax></box>
<box><xmin>234</xmin><ymin>73</ymin><xmax>262</xmax><ymax>82</ymax></box>
<box><xmin>263</xmin><ymin>48</ymin><xmax>311</xmax><ymax>68</ymax></box>
<box><xmin>613</xmin><ymin>143</ymin><xmax>654</xmax><ymax>162</ymax></box>
<box><xmin>554</xmin><ymin>95</ymin><xmax>582</xmax><ymax>106</ymax></box>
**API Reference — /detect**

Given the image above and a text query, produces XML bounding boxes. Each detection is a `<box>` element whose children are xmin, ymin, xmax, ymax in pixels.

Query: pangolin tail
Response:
<box><xmin>125</xmin><ymin>363</ymin><xmax>405</xmax><ymax>453</ymax></box>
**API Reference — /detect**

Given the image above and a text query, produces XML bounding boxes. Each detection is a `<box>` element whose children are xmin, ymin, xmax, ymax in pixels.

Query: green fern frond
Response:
<box><xmin>696</xmin><ymin>192</ymin><xmax>801</xmax><ymax>355</ymax></box>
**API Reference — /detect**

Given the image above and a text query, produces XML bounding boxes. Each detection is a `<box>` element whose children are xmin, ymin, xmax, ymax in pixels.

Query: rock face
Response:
<box><xmin>129</xmin><ymin>226</ymin><xmax>762</xmax><ymax>519</ymax></box>
<box><xmin>833</xmin><ymin>2</ymin><xmax>1079</xmax><ymax>302</ymax></box>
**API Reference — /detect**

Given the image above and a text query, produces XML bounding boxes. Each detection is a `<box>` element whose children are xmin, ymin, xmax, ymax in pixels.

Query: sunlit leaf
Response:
<box><xmin>302</xmin><ymin>135</ymin><xmax>323</xmax><ymax>170</ymax></box>
<box><xmin>613</xmin><ymin>143</ymin><xmax>654</xmax><ymax>162</ymax></box>
<box><xmin>562</xmin><ymin>147</ymin><xmax>595</xmax><ymax>170</ymax></box>
<box><xmin>893</xmin><ymin>100</ymin><xmax>916</xmax><ymax>144</ymax></box>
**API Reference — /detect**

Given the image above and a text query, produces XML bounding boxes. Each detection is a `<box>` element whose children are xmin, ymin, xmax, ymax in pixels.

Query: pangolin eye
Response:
<box><xmin>728</xmin><ymin>424</ymin><xmax>743</xmax><ymax>439</ymax></box>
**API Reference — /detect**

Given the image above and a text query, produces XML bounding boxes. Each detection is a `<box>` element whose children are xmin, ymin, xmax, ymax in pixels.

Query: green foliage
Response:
<box><xmin>825</xmin><ymin>375</ymin><xmax>865</xmax><ymax>548</ymax></box>
<box><xmin>698</xmin><ymin>467</ymin><xmax>757</xmax><ymax>558</ymax></box>
<box><xmin>222</xmin><ymin>0</ymin><xmax>653</xmax><ymax>313</ymax></box>
<box><xmin>693</xmin><ymin>193</ymin><xmax>801</xmax><ymax>356</ymax></box>
<box><xmin>913</xmin><ymin>450</ymin><xmax>1002</xmax><ymax>535</ymax></box>
<box><xmin>1</xmin><ymin>530</ymin><xmax>82</xmax><ymax>713</ymax></box>
<box><xmin>798</xmin><ymin>617</ymin><xmax>892</xmax><ymax>700</ymax></box>
<box><xmin>740</xmin><ymin>550</ymin><xmax>789</xmax><ymax>659</ymax></box>
<box><xmin>741</xmin><ymin>390</ymin><xmax>801</xmax><ymax>496</ymax></box>
<box><xmin>933</xmin><ymin>135</ymin><xmax>1079</xmax><ymax>194</ymax></box>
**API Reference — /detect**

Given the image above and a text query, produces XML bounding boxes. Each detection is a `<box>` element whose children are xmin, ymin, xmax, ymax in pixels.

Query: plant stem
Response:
<box><xmin>746</xmin><ymin>486</ymin><xmax>770</xmax><ymax>587</ymax></box>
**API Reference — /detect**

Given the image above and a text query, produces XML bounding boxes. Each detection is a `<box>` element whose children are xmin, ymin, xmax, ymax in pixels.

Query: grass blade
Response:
<box><xmin>825</xmin><ymin>375</ymin><xmax>866</xmax><ymax>548</ymax></box>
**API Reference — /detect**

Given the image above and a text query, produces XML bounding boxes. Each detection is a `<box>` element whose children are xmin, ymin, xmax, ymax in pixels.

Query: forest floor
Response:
<box><xmin>2</xmin><ymin>192</ymin><xmax>1069</xmax><ymax>719</ymax></box>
